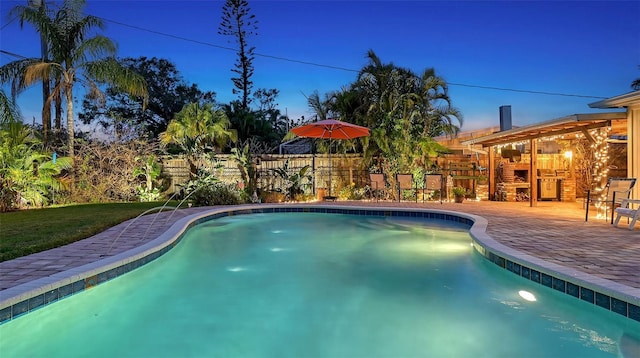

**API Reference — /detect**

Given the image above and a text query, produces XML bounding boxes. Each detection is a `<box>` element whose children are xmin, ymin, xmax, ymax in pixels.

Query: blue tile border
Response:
<box><xmin>472</xmin><ymin>241</ymin><xmax>640</xmax><ymax>323</ymax></box>
<box><xmin>1</xmin><ymin>204</ymin><xmax>637</xmax><ymax>326</ymax></box>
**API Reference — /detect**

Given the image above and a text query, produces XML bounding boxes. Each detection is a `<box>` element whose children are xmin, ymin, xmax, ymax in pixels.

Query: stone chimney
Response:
<box><xmin>499</xmin><ymin>105</ymin><xmax>512</xmax><ymax>131</ymax></box>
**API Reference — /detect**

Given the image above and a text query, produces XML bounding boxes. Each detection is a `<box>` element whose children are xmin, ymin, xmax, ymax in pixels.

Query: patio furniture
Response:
<box><xmin>423</xmin><ymin>174</ymin><xmax>443</xmax><ymax>204</ymax></box>
<box><xmin>396</xmin><ymin>173</ymin><xmax>417</xmax><ymax>202</ymax></box>
<box><xmin>613</xmin><ymin>198</ymin><xmax>640</xmax><ymax>230</ymax></box>
<box><xmin>585</xmin><ymin>177</ymin><xmax>636</xmax><ymax>223</ymax></box>
<box><xmin>369</xmin><ymin>173</ymin><xmax>386</xmax><ymax>202</ymax></box>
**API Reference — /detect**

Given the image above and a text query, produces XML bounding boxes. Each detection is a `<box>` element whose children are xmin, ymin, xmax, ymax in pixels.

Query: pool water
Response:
<box><xmin>1</xmin><ymin>213</ymin><xmax>638</xmax><ymax>357</ymax></box>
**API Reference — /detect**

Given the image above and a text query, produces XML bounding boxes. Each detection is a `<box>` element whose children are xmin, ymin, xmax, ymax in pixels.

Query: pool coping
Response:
<box><xmin>1</xmin><ymin>204</ymin><xmax>639</xmax><ymax>324</ymax></box>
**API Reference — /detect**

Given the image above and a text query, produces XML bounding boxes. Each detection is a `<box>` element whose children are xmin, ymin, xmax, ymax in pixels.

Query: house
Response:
<box><xmin>589</xmin><ymin>91</ymin><xmax>640</xmax><ymax>200</ymax></box>
<box><xmin>457</xmin><ymin>108</ymin><xmax>628</xmax><ymax>205</ymax></box>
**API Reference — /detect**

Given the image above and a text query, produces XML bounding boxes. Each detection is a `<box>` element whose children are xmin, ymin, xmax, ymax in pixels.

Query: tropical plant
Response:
<box><xmin>231</xmin><ymin>143</ymin><xmax>256</xmax><ymax>196</ymax></box>
<box><xmin>1</xmin><ymin>0</ymin><xmax>148</xmax><ymax>161</ymax></box>
<box><xmin>181</xmin><ymin>167</ymin><xmax>242</xmax><ymax>206</ymax></box>
<box><xmin>1</xmin><ymin>90</ymin><xmax>72</xmax><ymax>211</ymax></box>
<box><xmin>271</xmin><ymin>159</ymin><xmax>312</xmax><ymax>200</ymax></box>
<box><xmin>0</xmin><ymin>89</ymin><xmax>21</xmax><ymax>125</ymax></box>
<box><xmin>338</xmin><ymin>183</ymin><xmax>367</xmax><ymax>200</ymax></box>
<box><xmin>452</xmin><ymin>186</ymin><xmax>467</xmax><ymax>197</ymax></box>
<box><xmin>133</xmin><ymin>154</ymin><xmax>163</xmax><ymax>202</ymax></box>
<box><xmin>160</xmin><ymin>102</ymin><xmax>237</xmax><ymax>178</ymax></box>
<box><xmin>0</xmin><ymin>119</ymin><xmax>72</xmax><ymax>210</ymax></box>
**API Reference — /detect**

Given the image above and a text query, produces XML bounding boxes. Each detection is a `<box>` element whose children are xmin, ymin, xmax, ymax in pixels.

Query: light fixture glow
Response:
<box><xmin>564</xmin><ymin>150</ymin><xmax>573</xmax><ymax>159</ymax></box>
<box><xmin>518</xmin><ymin>290</ymin><xmax>537</xmax><ymax>302</ymax></box>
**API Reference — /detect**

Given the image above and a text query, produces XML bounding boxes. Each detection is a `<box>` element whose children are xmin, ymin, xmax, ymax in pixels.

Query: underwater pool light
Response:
<box><xmin>519</xmin><ymin>290</ymin><xmax>537</xmax><ymax>302</ymax></box>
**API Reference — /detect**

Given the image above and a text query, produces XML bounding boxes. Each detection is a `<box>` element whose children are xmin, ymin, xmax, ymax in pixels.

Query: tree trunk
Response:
<box><xmin>65</xmin><ymin>86</ymin><xmax>74</xmax><ymax>159</ymax></box>
<box><xmin>55</xmin><ymin>79</ymin><xmax>62</xmax><ymax>132</ymax></box>
<box><xmin>41</xmin><ymin>78</ymin><xmax>51</xmax><ymax>145</ymax></box>
<box><xmin>65</xmin><ymin>85</ymin><xmax>75</xmax><ymax>192</ymax></box>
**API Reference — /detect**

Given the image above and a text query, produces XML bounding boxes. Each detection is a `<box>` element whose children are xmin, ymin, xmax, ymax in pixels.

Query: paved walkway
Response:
<box><xmin>1</xmin><ymin>201</ymin><xmax>638</xmax><ymax>294</ymax></box>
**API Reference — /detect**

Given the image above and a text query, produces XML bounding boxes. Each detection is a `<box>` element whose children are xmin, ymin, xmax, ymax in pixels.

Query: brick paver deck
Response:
<box><xmin>1</xmin><ymin>200</ymin><xmax>638</xmax><ymax>298</ymax></box>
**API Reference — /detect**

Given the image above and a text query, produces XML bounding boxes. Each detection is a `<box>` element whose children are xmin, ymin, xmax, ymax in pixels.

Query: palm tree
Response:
<box><xmin>1</xmin><ymin>0</ymin><xmax>147</xmax><ymax>162</ymax></box>
<box><xmin>412</xmin><ymin>68</ymin><xmax>463</xmax><ymax>138</ymax></box>
<box><xmin>160</xmin><ymin>102</ymin><xmax>237</xmax><ymax>178</ymax></box>
<box><xmin>632</xmin><ymin>65</ymin><xmax>640</xmax><ymax>90</ymax></box>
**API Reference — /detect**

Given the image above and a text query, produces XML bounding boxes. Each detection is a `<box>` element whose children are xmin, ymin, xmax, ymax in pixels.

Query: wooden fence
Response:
<box><xmin>161</xmin><ymin>154</ymin><xmax>369</xmax><ymax>195</ymax></box>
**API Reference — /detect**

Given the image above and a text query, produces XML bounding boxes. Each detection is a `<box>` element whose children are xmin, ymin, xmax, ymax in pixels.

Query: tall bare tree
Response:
<box><xmin>218</xmin><ymin>0</ymin><xmax>258</xmax><ymax>109</ymax></box>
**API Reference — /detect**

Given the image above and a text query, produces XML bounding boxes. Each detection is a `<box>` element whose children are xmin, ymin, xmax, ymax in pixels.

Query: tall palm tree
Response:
<box><xmin>413</xmin><ymin>68</ymin><xmax>463</xmax><ymax>138</ymax></box>
<box><xmin>160</xmin><ymin>102</ymin><xmax>237</xmax><ymax>178</ymax></box>
<box><xmin>1</xmin><ymin>0</ymin><xmax>147</xmax><ymax>162</ymax></box>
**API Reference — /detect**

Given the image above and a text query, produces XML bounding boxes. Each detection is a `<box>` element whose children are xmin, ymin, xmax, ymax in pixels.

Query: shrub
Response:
<box><xmin>260</xmin><ymin>190</ymin><xmax>285</xmax><ymax>203</ymax></box>
<box><xmin>0</xmin><ymin>178</ymin><xmax>18</xmax><ymax>212</ymax></box>
<box><xmin>189</xmin><ymin>182</ymin><xmax>242</xmax><ymax>206</ymax></box>
<box><xmin>452</xmin><ymin>186</ymin><xmax>467</xmax><ymax>197</ymax></box>
<box><xmin>338</xmin><ymin>183</ymin><xmax>367</xmax><ymax>200</ymax></box>
<box><xmin>70</xmin><ymin>140</ymin><xmax>161</xmax><ymax>203</ymax></box>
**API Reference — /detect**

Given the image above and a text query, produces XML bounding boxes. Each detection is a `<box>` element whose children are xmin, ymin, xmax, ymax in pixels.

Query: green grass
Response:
<box><xmin>0</xmin><ymin>202</ymin><xmax>181</xmax><ymax>262</ymax></box>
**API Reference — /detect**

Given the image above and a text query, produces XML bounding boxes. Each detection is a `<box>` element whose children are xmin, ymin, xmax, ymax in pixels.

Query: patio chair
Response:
<box><xmin>396</xmin><ymin>173</ymin><xmax>417</xmax><ymax>202</ymax></box>
<box><xmin>369</xmin><ymin>173</ymin><xmax>386</xmax><ymax>202</ymax></box>
<box><xmin>585</xmin><ymin>177</ymin><xmax>636</xmax><ymax>223</ymax></box>
<box><xmin>613</xmin><ymin>198</ymin><xmax>640</xmax><ymax>230</ymax></box>
<box><xmin>423</xmin><ymin>174</ymin><xmax>443</xmax><ymax>204</ymax></box>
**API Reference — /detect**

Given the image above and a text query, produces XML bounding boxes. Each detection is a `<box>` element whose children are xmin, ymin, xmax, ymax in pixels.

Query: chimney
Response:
<box><xmin>499</xmin><ymin>105</ymin><xmax>512</xmax><ymax>131</ymax></box>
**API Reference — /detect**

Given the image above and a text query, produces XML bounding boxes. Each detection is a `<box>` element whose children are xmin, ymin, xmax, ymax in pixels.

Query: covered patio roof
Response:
<box><xmin>460</xmin><ymin>112</ymin><xmax>626</xmax><ymax>147</ymax></box>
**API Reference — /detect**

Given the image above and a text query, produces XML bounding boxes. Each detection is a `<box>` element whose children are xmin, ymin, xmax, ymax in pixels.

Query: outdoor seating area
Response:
<box><xmin>585</xmin><ymin>177</ymin><xmax>637</xmax><ymax>223</ymax></box>
<box><xmin>365</xmin><ymin>172</ymin><xmax>451</xmax><ymax>203</ymax></box>
<box><xmin>614</xmin><ymin>198</ymin><xmax>640</xmax><ymax>230</ymax></box>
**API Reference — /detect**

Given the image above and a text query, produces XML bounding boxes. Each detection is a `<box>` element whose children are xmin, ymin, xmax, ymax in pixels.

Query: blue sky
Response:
<box><xmin>1</xmin><ymin>0</ymin><xmax>639</xmax><ymax>132</ymax></box>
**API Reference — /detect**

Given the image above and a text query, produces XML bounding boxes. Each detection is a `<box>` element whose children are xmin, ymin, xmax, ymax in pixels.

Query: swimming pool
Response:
<box><xmin>1</xmin><ymin>211</ymin><xmax>638</xmax><ymax>357</ymax></box>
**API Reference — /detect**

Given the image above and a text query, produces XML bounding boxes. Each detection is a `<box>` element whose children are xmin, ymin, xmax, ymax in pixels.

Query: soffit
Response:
<box><xmin>460</xmin><ymin>112</ymin><xmax>626</xmax><ymax>147</ymax></box>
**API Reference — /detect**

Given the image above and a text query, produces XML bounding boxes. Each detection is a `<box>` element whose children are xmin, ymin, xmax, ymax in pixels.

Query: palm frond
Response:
<box><xmin>0</xmin><ymin>90</ymin><xmax>22</xmax><ymax>125</ymax></box>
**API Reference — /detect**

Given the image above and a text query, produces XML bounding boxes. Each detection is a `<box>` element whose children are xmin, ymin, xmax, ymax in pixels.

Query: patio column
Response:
<box><xmin>630</xmin><ymin>107</ymin><xmax>640</xmax><ymax>200</ymax></box>
<box><xmin>488</xmin><ymin>145</ymin><xmax>495</xmax><ymax>200</ymax></box>
<box><xmin>530</xmin><ymin>139</ymin><xmax>538</xmax><ymax>207</ymax></box>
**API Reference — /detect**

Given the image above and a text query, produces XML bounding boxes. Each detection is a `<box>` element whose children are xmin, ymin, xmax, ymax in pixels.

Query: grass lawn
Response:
<box><xmin>0</xmin><ymin>202</ymin><xmax>180</xmax><ymax>262</ymax></box>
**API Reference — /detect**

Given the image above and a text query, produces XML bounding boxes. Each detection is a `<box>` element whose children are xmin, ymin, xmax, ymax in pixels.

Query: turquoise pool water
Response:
<box><xmin>1</xmin><ymin>212</ymin><xmax>638</xmax><ymax>357</ymax></box>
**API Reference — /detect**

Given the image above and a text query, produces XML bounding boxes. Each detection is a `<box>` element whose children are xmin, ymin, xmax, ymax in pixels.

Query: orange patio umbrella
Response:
<box><xmin>290</xmin><ymin>119</ymin><xmax>370</xmax><ymax>198</ymax></box>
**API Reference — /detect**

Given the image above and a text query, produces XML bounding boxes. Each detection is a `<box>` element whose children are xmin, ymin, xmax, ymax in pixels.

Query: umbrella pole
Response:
<box><xmin>328</xmin><ymin>137</ymin><xmax>332</xmax><ymax>196</ymax></box>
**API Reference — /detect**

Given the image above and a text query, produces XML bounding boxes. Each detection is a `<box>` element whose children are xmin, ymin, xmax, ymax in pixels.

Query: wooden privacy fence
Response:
<box><xmin>161</xmin><ymin>154</ymin><xmax>369</xmax><ymax>195</ymax></box>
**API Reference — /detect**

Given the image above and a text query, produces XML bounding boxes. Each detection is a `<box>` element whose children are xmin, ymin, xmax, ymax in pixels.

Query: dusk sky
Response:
<box><xmin>1</xmin><ymin>0</ymin><xmax>639</xmax><ymax>132</ymax></box>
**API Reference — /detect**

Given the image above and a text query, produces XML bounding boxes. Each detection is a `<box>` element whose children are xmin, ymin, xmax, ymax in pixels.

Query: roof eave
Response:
<box><xmin>460</xmin><ymin>112</ymin><xmax>626</xmax><ymax>147</ymax></box>
<box><xmin>589</xmin><ymin>91</ymin><xmax>640</xmax><ymax>109</ymax></box>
